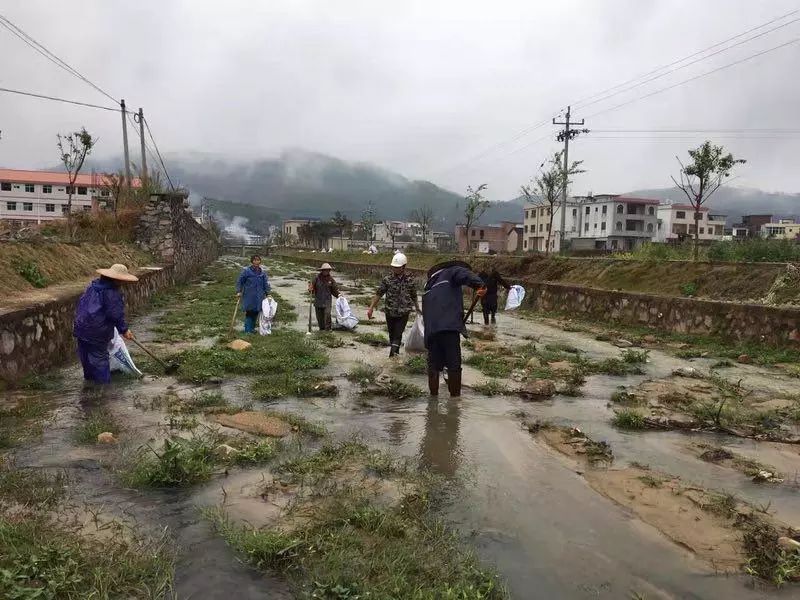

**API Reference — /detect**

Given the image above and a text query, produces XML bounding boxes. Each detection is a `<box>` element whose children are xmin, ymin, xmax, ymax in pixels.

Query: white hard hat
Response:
<box><xmin>391</xmin><ymin>253</ymin><xmax>408</xmax><ymax>267</ymax></box>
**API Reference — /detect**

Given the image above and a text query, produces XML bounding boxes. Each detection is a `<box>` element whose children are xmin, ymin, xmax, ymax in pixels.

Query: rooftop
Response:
<box><xmin>0</xmin><ymin>168</ymin><xmax>141</xmax><ymax>187</ymax></box>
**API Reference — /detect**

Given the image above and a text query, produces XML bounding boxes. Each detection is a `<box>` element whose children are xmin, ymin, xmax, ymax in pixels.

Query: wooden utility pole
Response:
<box><xmin>120</xmin><ymin>99</ymin><xmax>132</xmax><ymax>185</ymax></box>
<box><xmin>137</xmin><ymin>107</ymin><xmax>148</xmax><ymax>187</ymax></box>
<box><xmin>553</xmin><ymin>106</ymin><xmax>586</xmax><ymax>252</ymax></box>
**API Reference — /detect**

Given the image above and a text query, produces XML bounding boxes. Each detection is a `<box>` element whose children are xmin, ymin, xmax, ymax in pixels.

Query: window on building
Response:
<box><xmin>657</xmin><ymin>222</ymin><xmax>662</xmax><ymax>230</ymax></box>
<box><xmin>594</xmin><ymin>207</ymin><xmax>598</xmax><ymax>213</ymax></box>
<box><xmin>42</xmin><ymin>185</ymin><xmax>52</xmax><ymax>194</ymax></box>
<box><xmin>616</xmin><ymin>221</ymin><xmax>622</xmax><ymax>231</ymax></box>
<box><xmin>676</xmin><ymin>211</ymin><xmax>686</xmax><ymax>219</ymax></box>
<box><xmin>602</xmin><ymin>205</ymin><xmax>607</xmax><ymax>214</ymax></box>
<box><xmin>61</xmin><ymin>205</ymin><xmax>69</xmax><ymax>214</ymax></box>
<box><xmin>585</xmin><ymin>206</ymin><xmax>590</xmax><ymax>215</ymax></box>
<box><xmin>471</xmin><ymin>229</ymin><xmax>476</xmax><ymax>237</ymax></box>
<box><xmin>584</xmin><ymin>222</ymin><xmax>589</xmax><ymax>232</ymax></box>
<box><xmin>546</xmin><ymin>223</ymin><xmax>550</xmax><ymax>231</ymax></box>
<box><xmin>617</xmin><ymin>204</ymin><xmax>624</xmax><ymax>214</ymax></box>
<box><xmin>699</xmin><ymin>227</ymin><xmax>704</xmax><ymax>234</ymax></box>
<box><xmin>540</xmin><ymin>208</ymin><xmax>546</xmax><ymax>217</ymax></box>
<box><xmin>547</xmin><ymin>208</ymin><xmax>551</xmax><ymax>215</ymax></box>
<box><xmin>0</xmin><ymin>182</ymin><xmax>10</xmax><ymax>191</ymax></box>
<box><xmin>45</xmin><ymin>203</ymin><xmax>55</xmax><ymax>212</ymax></box>
<box><xmin>6</xmin><ymin>201</ymin><xmax>17</xmax><ymax>210</ymax></box>
<box><xmin>648</xmin><ymin>206</ymin><xmax>655</xmax><ymax>216</ymax></box>
<box><xmin>523</xmin><ymin>240</ymin><xmax>527</xmax><ymax>249</ymax></box>
<box><xmin>77</xmin><ymin>186</ymin><xmax>87</xmax><ymax>195</ymax></box>
<box><xmin>66</xmin><ymin>185</ymin><xmax>74</xmax><ymax>195</ymax></box>
<box><xmin>24</xmin><ymin>184</ymin><xmax>34</xmax><ymax>193</ymax></box>
<box><xmin>101</xmin><ymin>190</ymin><xmax>110</xmax><ymax>197</ymax></box>
<box><xmin>82</xmin><ymin>205</ymin><xmax>91</xmax><ymax>212</ymax></box>
<box><xmin>593</xmin><ymin>223</ymin><xmax>597</xmax><ymax>229</ymax></box>
<box><xmin>524</xmin><ymin>225</ymin><xmax>528</xmax><ymax>233</ymax></box>
<box><xmin>539</xmin><ymin>224</ymin><xmax>543</xmax><ymax>232</ymax></box>
<box><xmin>479</xmin><ymin>229</ymin><xmax>484</xmax><ymax>239</ymax></box>
<box><xmin>572</xmin><ymin>208</ymin><xmax>577</xmax><ymax>217</ymax></box>
<box><xmin>647</xmin><ymin>223</ymin><xmax>654</xmax><ymax>233</ymax></box>
<box><xmin>601</xmin><ymin>222</ymin><xmax>606</xmax><ymax>231</ymax></box>
<box><xmin>23</xmin><ymin>202</ymin><xmax>33</xmax><ymax>211</ymax></box>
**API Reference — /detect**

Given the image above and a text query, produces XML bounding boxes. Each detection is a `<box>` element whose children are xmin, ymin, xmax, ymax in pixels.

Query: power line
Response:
<box><xmin>0</xmin><ymin>13</ymin><xmax>119</xmax><ymax>104</ymax></box>
<box><xmin>591</xmin><ymin>128</ymin><xmax>800</xmax><ymax>133</ymax></box>
<box><xmin>0</xmin><ymin>86</ymin><xmax>118</xmax><ymax>111</ymax></box>
<box><xmin>143</xmin><ymin>117</ymin><xmax>175</xmax><ymax>191</ymax></box>
<box><xmin>584</xmin><ymin>35</ymin><xmax>800</xmax><ymax>120</ymax></box>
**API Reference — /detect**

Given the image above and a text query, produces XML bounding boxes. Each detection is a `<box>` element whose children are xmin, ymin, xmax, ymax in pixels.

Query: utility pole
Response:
<box><xmin>137</xmin><ymin>108</ymin><xmax>148</xmax><ymax>188</ymax></box>
<box><xmin>553</xmin><ymin>106</ymin><xmax>587</xmax><ymax>252</ymax></box>
<box><xmin>120</xmin><ymin>99</ymin><xmax>132</xmax><ymax>185</ymax></box>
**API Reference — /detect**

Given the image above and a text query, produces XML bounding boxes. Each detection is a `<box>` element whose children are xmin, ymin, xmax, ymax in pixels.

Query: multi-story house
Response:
<box><xmin>455</xmin><ymin>221</ymin><xmax>523</xmax><ymax>253</ymax></box>
<box><xmin>281</xmin><ymin>218</ymin><xmax>312</xmax><ymax>243</ymax></box>
<box><xmin>0</xmin><ymin>168</ymin><xmax>130</xmax><ymax>226</ymax></box>
<box><xmin>522</xmin><ymin>200</ymin><xmax>581</xmax><ymax>252</ymax></box>
<box><xmin>761</xmin><ymin>219</ymin><xmax>800</xmax><ymax>239</ymax></box>
<box><xmin>732</xmin><ymin>214</ymin><xmax>772</xmax><ymax>238</ymax></box>
<box><xmin>656</xmin><ymin>204</ymin><xmax>726</xmax><ymax>243</ymax></box>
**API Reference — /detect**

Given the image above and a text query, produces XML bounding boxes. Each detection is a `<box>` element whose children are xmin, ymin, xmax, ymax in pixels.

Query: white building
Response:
<box><xmin>0</xmin><ymin>168</ymin><xmax>128</xmax><ymax>226</ymax></box>
<box><xmin>656</xmin><ymin>204</ymin><xmax>726</xmax><ymax>243</ymax></box>
<box><xmin>523</xmin><ymin>194</ymin><xmax>660</xmax><ymax>252</ymax></box>
<box><xmin>761</xmin><ymin>219</ymin><xmax>800</xmax><ymax>239</ymax></box>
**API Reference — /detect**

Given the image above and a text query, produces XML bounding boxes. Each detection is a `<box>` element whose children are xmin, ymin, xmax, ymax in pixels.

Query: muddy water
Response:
<box><xmin>3</xmin><ymin>257</ymin><xmax>797</xmax><ymax>599</ymax></box>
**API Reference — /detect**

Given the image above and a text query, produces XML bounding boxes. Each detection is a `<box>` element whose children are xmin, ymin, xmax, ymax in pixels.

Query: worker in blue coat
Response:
<box><xmin>73</xmin><ymin>263</ymin><xmax>138</xmax><ymax>384</ymax></box>
<box><xmin>236</xmin><ymin>254</ymin><xmax>271</xmax><ymax>333</ymax></box>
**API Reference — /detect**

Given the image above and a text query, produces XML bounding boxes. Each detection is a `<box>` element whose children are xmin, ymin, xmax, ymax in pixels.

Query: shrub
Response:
<box><xmin>612</xmin><ymin>408</ymin><xmax>646</xmax><ymax>430</ymax></box>
<box><xmin>14</xmin><ymin>260</ymin><xmax>48</xmax><ymax>288</ymax></box>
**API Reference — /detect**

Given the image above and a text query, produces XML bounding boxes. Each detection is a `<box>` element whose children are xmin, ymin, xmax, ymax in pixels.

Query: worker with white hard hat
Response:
<box><xmin>367</xmin><ymin>252</ymin><xmax>420</xmax><ymax>357</ymax></box>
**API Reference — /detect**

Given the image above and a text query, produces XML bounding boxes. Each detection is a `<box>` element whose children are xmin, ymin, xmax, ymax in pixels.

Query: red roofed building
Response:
<box><xmin>0</xmin><ymin>168</ymin><xmax>142</xmax><ymax>225</ymax></box>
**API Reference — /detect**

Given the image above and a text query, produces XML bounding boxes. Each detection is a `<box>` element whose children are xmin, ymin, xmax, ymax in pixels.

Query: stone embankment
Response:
<box><xmin>0</xmin><ymin>193</ymin><xmax>218</xmax><ymax>383</ymax></box>
<box><xmin>278</xmin><ymin>254</ymin><xmax>800</xmax><ymax>347</ymax></box>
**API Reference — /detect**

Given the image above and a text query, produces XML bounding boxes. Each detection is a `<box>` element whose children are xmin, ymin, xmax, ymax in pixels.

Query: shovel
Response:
<box><xmin>230</xmin><ymin>295</ymin><xmax>241</xmax><ymax>338</ymax></box>
<box><xmin>307</xmin><ymin>296</ymin><xmax>314</xmax><ymax>334</ymax></box>
<box><xmin>130</xmin><ymin>338</ymin><xmax>179</xmax><ymax>375</ymax></box>
<box><xmin>462</xmin><ymin>293</ymin><xmax>481</xmax><ymax>326</ymax></box>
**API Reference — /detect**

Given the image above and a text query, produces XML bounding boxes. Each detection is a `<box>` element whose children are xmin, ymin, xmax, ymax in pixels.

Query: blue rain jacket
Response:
<box><xmin>73</xmin><ymin>278</ymin><xmax>129</xmax><ymax>345</ymax></box>
<box><xmin>422</xmin><ymin>265</ymin><xmax>484</xmax><ymax>347</ymax></box>
<box><xmin>236</xmin><ymin>265</ymin><xmax>271</xmax><ymax>312</ymax></box>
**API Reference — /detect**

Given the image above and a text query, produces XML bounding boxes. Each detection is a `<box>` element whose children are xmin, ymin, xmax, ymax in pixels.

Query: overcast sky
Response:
<box><xmin>1</xmin><ymin>0</ymin><xmax>799</xmax><ymax>201</ymax></box>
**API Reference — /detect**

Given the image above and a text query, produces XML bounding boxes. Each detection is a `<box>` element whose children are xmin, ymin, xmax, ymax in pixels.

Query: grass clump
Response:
<box><xmin>354</xmin><ymin>332</ymin><xmax>390</xmax><ymax>347</ymax></box>
<box><xmin>590</xmin><ymin>358</ymin><xmax>644</xmax><ymax>376</ymax></box>
<box><xmin>638</xmin><ymin>474</ymin><xmax>665</xmax><ymax>488</ymax></box>
<box><xmin>314</xmin><ymin>331</ymin><xmax>346</xmax><ymax>348</ymax></box>
<box><xmin>464</xmin><ymin>353</ymin><xmax>514</xmax><ymax>378</ymax></box>
<box><xmin>473</xmin><ymin>379</ymin><xmax>511</xmax><ymax>396</ymax></box>
<box><xmin>73</xmin><ymin>409</ymin><xmax>119</xmax><ymax>444</ymax></box>
<box><xmin>0</xmin><ymin>400</ymin><xmax>50</xmax><ymax>449</ymax></box>
<box><xmin>176</xmin><ymin>329</ymin><xmax>328</xmax><ymax>384</ymax></box>
<box><xmin>703</xmin><ymin>492</ymin><xmax>738</xmax><ymax>519</ymax></box>
<box><xmin>14</xmin><ymin>259</ymin><xmax>48</xmax><ymax>288</ymax></box>
<box><xmin>611</xmin><ymin>408</ymin><xmax>646</xmax><ymax>430</ymax></box>
<box><xmin>187</xmin><ymin>391</ymin><xmax>229</xmax><ymax>411</ymax></box>
<box><xmin>251</xmin><ymin>374</ymin><xmax>337</xmax><ymax>401</ymax></box>
<box><xmin>346</xmin><ymin>362</ymin><xmax>381</xmax><ymax>383</ymax></box>
<box><xmin>620</xmin><ymin>349</ymin><xmax>649</xmax><ymax>364</ymax></box>
<box><xmin>0</xmin><ymin>462</ymin><xmax>66</xmax><ymax>508</ymax></box>
<box><xmin>360</xmin><ymin>378</ymin><xmax>424</xmax><ymax>400</ymax></box>
<box><xmin>610</xmin><ymin>389</ymin><xmax>642</xmax><ymax>405</ymax></box>
<box><xmin>403</xmin><ymin>355</ymin><xmax>428</xmax><ymax>375</ymax></box>
<box><xmin>261</xmin><ymin>410</ymin><xmax>327</xmax><ymax>437</ymax></box>
<box><xmin>743</xmin><ymin>521</ymin><xmax>800</xmax><ymax>586</ymax></box>
<box><xmin>122</xmin><ymin>434</ymin><xmax>219</xmax><ymax>488</ymax></box>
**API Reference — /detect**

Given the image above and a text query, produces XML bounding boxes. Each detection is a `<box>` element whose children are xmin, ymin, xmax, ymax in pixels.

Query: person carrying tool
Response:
<box><xmin>236</xmin><ymin>254</ymin><xmax>271</xmax><ymax>334</ymax></box>
<box><xmin>309</xmin><ymin>263</ymin><xmax>340</xmax><ymax>331</ymax></box>
<box><xmin>422</xmin><ymin>260</ymin><xmax>486</xmax><ymax>397</ymax></box>
<box><xmin>73</xmin><ymin>263</ymin><xmax>138</xmax><ymax>384</ymax></box>
<box><xmin>367</xmin><ymin>252</ymin><xmax>420</xmax><ymax>357</ymax></box>
<box><xmin>477</xmin><ymin>265</ymin><xmax>511</xmax><ymax>325</ymax></box>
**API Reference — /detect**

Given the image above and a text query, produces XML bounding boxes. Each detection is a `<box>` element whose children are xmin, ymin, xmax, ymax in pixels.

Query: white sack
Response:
<box><xmin>334</xmin><ymin>296</ymin><xmax>359</xmax><ymax>330</ymax></box>
<box><xmin>405</xmin><ymin>315</ymin><xmax>425</xmax><ymax>353</ymax></box>
<box><xmin>259</xmin><ymin>296</ymin><xmax>278</xmax><ymax>335</ymax></box>
<box><xmin>504</xmin><ymin>285</ymin><xmax>526</xmax><ymax>311</ymax></box>
<box><xmin>108</xmin><ymin>328</ymin><xmax>143</xmax><ymax>377</ymax></box>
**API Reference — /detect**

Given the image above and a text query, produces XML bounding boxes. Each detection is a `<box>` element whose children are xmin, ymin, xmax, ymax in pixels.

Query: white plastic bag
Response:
<box><xmin>405</xmin><ymin>315</ymin><xmax>425</xmax><ymax>353</ymax></box>
<box><xmin>259</xmin><ymin>296</ymin><xmax>278</xmax><ymax>335</ymax></box>
<box><xmin>334</xmin><ymin>296</ymin><xmax>359</xmax><ymax>330</ymax></box>
<box><xmin>504</xmin><ymin>285</ymin><xmax>526</xmax><ymax>311</ymax></box>
<box><xmin>108</xmin><ymin>328</ymin><xmax>143</xmax><ymax>377</ymax></box>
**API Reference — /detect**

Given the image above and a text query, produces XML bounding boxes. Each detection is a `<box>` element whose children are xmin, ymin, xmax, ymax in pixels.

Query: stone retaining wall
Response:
<box><xmin>277</xmin><ymin>254</ymin><xmax>800</xmax><ymax>346</ymax></box>
<box><xmin>1</xmin><ymin>196</ymin><xmax>219</xmax><ymax>383</ymax></box>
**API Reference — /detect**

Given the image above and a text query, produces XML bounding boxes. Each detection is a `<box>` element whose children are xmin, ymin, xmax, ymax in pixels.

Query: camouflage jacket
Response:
<box><xmin>376</xmin><ymin>273</ymin><xmax>417</xmax><ymax>317</ymax></box>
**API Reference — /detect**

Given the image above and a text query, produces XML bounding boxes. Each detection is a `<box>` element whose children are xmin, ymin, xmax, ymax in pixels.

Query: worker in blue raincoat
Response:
<box><xmin>73</xmin><ymin>263</ymin><xmax>138</xmax><ymax>384</ymax></box>
<box><xmin>236</xmin><ymin>254</ymin><xmax>271</xmax><ymax>333</ymax></box>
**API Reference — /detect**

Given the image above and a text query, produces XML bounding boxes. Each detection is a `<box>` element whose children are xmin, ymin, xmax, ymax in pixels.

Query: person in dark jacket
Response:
<box><xmin>236</xmin><ymin>255</ymin><xmax>271</xmax><ymax>334</ymax></box>
<box><xmin>73</xmin><ymin>263</ymin><xmax>138</xmax><ymax>384</ymax></box>
<box><xmin>367</xmin><ymin>252</ymin><xmax>420</xmax><ymax>357</ymax></box>
<box><xmin>309</xmin><ymin>263</ymin><xmax>339</xmax><ymax>331</ymax></box>
<box><xmin>422</xmin><ymin>260</ymin><xmax>485</xmax><ymax>397</ymax></box>
<box><xmin>477</xmin><ymin>266</ymin><xmax>511</xmax><ymax>325</ymax></box>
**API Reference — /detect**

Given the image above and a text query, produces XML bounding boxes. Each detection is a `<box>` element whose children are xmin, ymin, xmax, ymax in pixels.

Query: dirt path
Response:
<box><xmin>2</xmin><ymin>255</ymin><xmax>798</xmax><ymax>598</ymax></box>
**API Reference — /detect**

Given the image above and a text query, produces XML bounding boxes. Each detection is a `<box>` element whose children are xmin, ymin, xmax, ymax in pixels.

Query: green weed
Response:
<box><xmin>73</xmin><ymin>409</ymin><xmax>119</xmax><ymax>444</ymax></box>
<box><xmin>346</xmin><ymin>362</ymin><xmax>381</xmax><ymax>383</ymax></box>
<box><xmin>704</xmin><ymin>492</ymin><xmax>738</xmax><ymax>518</ymax></box>
<box><xmin>354</xmin><ymin>332</ymin><xmax>390</xmax><ymax>347</ymax></box>
<box><xmin>251</xmin><ymin>374</ymin><xmax>337</xmax><ymax>401</ymax></box>
<box><xmin>638</xmin><ymin>474</ymin><xmax>665</xmax><ymax>488</ymax></box>
<box><xmin>464</xmin><ymin>354</ymin><xmax>514</xmax><ymax>378</ymax></box>
<box><xmin>14</xmin><ymin>259</ymin><xmax>48</xmax><ymax>288</ymax></box>
<box><xmin>360</xmin><ymin>378</ymin><xmax>424</xmax><ymax>400</ymax></box>
<box><xmin>403</xmin><ymin>355</ymin><xmax>428</xmax><ymax>375</ymax></box>
<box><xmin>743</xmin><ymin>521</ymin><xmax>800</xmax><ymax>586</ymax></box>
<box><xmin>473</xmin><ymin>379</ymin><xmax>510</xmax><ymax>396</ymax></box>
<box><xmin>314</xmin><ymin>331</ymin><xmax>346</xmax><ymax>348</ymax></box>
<box><xmin>0</xmin><ymin>463</ymin><xmax>66</xmax><ymax>508</ymax></box>
<box><xmin>612</xmin><ymin>408</ymin><xmax>646</xmax><ymax>430</ymax></box>
<box><xmin>621</xmin><ymin>349</ymin><xmax>649</xmax><ymax>364</ymax></box>
<box><xmin>122</xmin><ymin>434</ymin><xmax>219</xmax><ymax>488</ymax></box>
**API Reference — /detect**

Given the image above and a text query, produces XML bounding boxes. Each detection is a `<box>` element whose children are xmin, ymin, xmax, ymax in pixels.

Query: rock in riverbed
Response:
<box><xmin>519</xmin><ymin>379</ymin><xmax>556</xmax><ymax>399</ymax></box>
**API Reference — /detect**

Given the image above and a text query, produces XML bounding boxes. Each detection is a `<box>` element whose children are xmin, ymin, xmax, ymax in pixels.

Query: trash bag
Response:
<box><xmin>259</xmin><ymin>296</ymin><xmax>278</xmax><ymax>335</ymax></box>
<box><xmin>405</xmin><ymin>315</ymin><xmax>425</xmax><ymax>353</ymax></box>
<box><xmin>108</xmin><ymin>328</ymin><xmax>143</xmax><ymax>377</ymax></box>
<box><xmin>334</xmin><ymin>296</ymin><xmax>359</xmax><ymax>330</ymax></box>
<box><xmin>504</xmin><ymin>285</ymin><xmax>526</xmax><ymax>311</ymax></box>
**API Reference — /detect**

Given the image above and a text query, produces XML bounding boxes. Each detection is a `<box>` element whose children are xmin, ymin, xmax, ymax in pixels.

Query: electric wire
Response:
<box><xmin>143</xmin><ymin>117</ymin><xmax>175</xmax><ymax>191</ymax></box>
<box><xmin>0</xmin><ymin>86</ymin><xmax>118</xmax><ymax>111</ymax></box>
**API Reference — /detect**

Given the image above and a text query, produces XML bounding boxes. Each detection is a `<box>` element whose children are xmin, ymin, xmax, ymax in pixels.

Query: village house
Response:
<box><xmin>761</xmin><ymin>218</ymin><xmax>800</xmax><ymax>239</ymax></box>
<box><xmin>455</xmin><ymin>221</ymin><xmax>523</xmax><ymax>253</ymax></box>
<box><xmin>655</xmin><ymin>203</ymin><xmax>726</xmax><ymax>243</ymax></box>
<box><xmin>0</xmin><ymin>168</ymin><xmax>139</xmax><ymax>226</ymax></box>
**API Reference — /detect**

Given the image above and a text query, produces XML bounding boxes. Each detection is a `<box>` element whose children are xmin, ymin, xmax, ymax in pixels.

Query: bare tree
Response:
<box><xmin>672</xmin><ymin>141</ymin><xmax>745</xmax><ymax>260</ymax></box>
<box><xmin>462</xmin><ymin>184</ymin><xmax>489</xmax><ymax>252</ymax></box>
<box><xmin>410</xmin><ymin>204</ymin><xmax>434</xmax><ymax>246</ymax></box>
<box><xmin>331</xmin><ymin>210</ymin><xmax>352</xmax><ymax>249</ymax></box>
<box><xmin>382</xmin><ymin>220</ymin><xmax>399</xmax><ymax>250</ymax></box>
<box><xmin>57</xmin><ymin>127</ymin><xmax>94</xmax><ymax>238</ymax></box>
<box><xmin>521</xmin><ymin>151</ymin><xmax>584</xmax><ymax>253</ymax></box>
<box><xmin>360</xmin><ymin>200</ymin><xmax>377</xmax><ymax>242</ymax></box>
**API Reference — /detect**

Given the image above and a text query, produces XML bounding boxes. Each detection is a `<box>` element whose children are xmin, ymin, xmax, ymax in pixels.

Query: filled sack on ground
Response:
<box><xmin>505</xmin><ymin>285</ymin><xmax>526</xmax><ymax>311</ymax></box>
<box><xmin>334</xmin><ymin>296</ymin><xmax>359</xmax><ymax>330</ymax></box>
<box><xmin>259</xmin><ymin>296</ymin><xmax>279</xmax><ymax>335</ymax></box>
<box><xmin>108</xmin><ymin>328</ymin><xmax>143</xmax><ymax>376</ymax></box>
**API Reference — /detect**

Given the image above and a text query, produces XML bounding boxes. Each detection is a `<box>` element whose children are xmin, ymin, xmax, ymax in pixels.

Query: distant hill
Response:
<box><xmin>624</xmin><ymin>187</ymin><xmax>800</xmax><ymax>225</ymax></box>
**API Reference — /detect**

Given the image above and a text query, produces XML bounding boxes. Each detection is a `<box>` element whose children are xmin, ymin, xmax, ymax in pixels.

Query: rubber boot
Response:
<box><xmin>427</xmin><ymin>370</ymin><xmax>439</xmax><ymax>396</ymax></box>
<box><xmin>447</xmin><ymin>370</ymin><xmax>462</xmax><ymax>397</ymax></box>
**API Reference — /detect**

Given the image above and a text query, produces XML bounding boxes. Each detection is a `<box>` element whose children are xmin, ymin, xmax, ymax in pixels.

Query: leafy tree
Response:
<box><xmin>360</xmin><ymin>200</ymin><xmax>377</xmax><ymax>242</ymax></box>
<box><xmin>298</xmin><ymin>222</ymin><xmax>313</xmax><ymax>246</ymax></box>
<box><xmin>462</xmin><ymin>184</ymin><xmax>489</xmax><ymax>252</ymax></box>
<box><xmin>57</xmin><ymin>127</ymin><xmax>94</xmax><ymax>238</ymax></box>
<box><xmin>331</xmin><ymin>210</ymin><xmax>352</xmax><ymax>247</ymax></box>
<box><xmin>672</xmin><ymin>141</ymin><xmax>746</xmax><ymax>260</ymax></box>
<box><xmin>410</xmin><ymin>204</ymin><xmax>434</xmax><ymax>246</ymax></box>
<box><xmin>521</xmin><ymin>151</ymin><xmax>584</xmax><ymax>253</ymax></box>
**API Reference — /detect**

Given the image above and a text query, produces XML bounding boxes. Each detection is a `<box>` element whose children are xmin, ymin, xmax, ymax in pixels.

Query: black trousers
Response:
<box><xmin>315</xmin><ymin>306</ymin><xmax>332</xmax><ymax>330</ymax></box>
<box><xmin>482</xmin><ymin>295</ymin><xmax>498</xmax><ymax>324</ymax></box>
<box><xmin>386</xmin><ymin>313</ymin><xmax>410</xmax><ymax>355</ymax></box>
<box><xmin>426</xmin><ymin>331</ymin><xmax>462</xmax><ymax>373</ymax></box>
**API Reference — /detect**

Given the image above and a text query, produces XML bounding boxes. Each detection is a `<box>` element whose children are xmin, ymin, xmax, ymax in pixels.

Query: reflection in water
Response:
<box><xmin>419</xmin><ymin>398</ymin><xmax>462</xmax><ymax>476</ymax></box>
<box><xmin>385</xmin><ymin>416</ymin><xmax>410</xmax><ymax>445</ymax></box>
